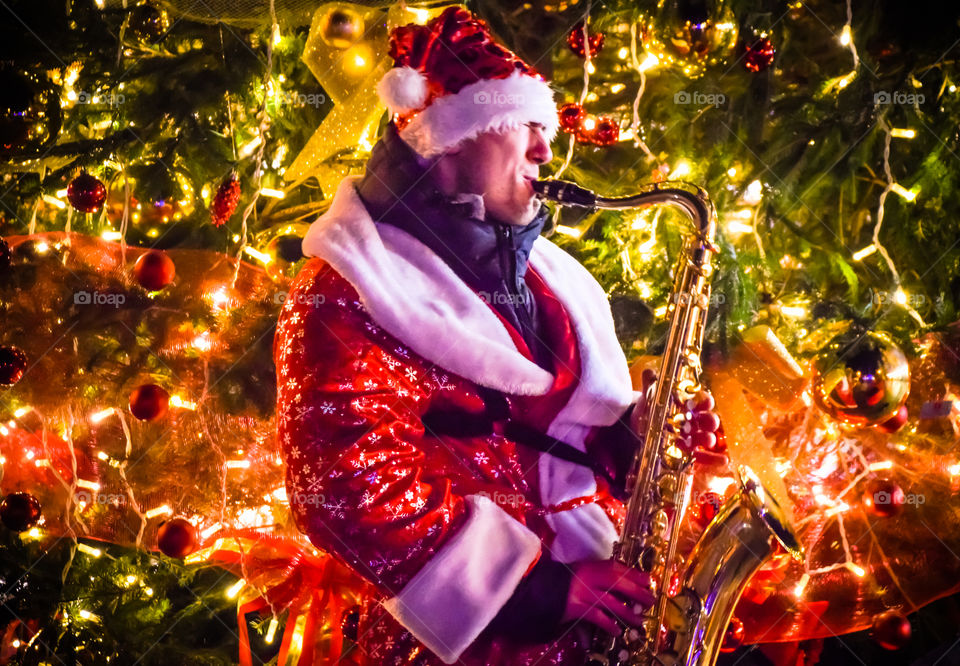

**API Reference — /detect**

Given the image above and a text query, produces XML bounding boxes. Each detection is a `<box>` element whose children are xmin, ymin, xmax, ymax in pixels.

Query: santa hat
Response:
<box><xmin>376</xmin><ymin>6</ymin><xmax>559</xmax><ymax>159</ymax></box>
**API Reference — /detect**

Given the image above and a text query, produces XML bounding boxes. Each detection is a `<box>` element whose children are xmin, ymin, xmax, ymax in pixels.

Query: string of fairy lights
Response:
<box><xmin>1</xmin><ymin>0</ymin><xmax>955</xmax><ymax>654</ymax></box>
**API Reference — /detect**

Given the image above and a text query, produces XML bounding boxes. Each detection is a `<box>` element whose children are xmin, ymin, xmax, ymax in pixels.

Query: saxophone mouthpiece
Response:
<box><xmin>532</xmin><ymin>179</ymin><xmax>599</xmax><ymax>208</ymax></box>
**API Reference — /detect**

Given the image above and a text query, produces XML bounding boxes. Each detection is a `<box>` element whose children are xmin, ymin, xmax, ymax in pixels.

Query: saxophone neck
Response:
<box><xmin>532</xmin><ymin>178</ymin><xmax>717</xmax><ymax>248</ymax></box>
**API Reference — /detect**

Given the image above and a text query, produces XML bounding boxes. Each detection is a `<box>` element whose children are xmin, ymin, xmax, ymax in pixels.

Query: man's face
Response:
<box><xmin>433</xmin><ymin>123</ymin><xmax>553</xmax><ymax>226</ymax></box>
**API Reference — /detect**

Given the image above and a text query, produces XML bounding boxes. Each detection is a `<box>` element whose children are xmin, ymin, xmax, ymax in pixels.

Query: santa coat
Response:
<box><xmin>275</xmin><ymin>176</ymin><xmax>637</xmax><ymax>665</ymax></box>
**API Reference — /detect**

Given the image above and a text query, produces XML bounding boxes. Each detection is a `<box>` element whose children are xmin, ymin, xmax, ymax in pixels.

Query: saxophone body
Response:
<box><xmin>532</xmin><ymin>179</ymin><xmax>802</xmax><ymax>666</ymax></box>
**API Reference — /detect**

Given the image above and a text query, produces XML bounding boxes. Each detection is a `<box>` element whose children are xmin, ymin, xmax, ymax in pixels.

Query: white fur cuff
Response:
<box><xmin>381</xmin><ymin>494</ymin><xmax>541</xmax><ymax>663</ymax></box>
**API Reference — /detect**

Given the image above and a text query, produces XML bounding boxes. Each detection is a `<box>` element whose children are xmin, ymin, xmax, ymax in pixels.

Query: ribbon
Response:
<box><xmin>198</xmin><ymin>528</ymin><xmax>371</xmax><ymax>666</ymax></box>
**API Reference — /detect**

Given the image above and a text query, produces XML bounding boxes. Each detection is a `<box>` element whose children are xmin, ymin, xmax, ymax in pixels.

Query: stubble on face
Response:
<box><xmin>437</xmin><ymin>125</ymin><xmax>548</xmax><ymax>226</ymax></box>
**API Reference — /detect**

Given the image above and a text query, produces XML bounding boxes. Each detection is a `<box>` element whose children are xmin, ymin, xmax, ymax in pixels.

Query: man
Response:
<box><xmin>275</xmin><ymin>7</ymin><xmax>719</xmax><ymax>665</ymax></box>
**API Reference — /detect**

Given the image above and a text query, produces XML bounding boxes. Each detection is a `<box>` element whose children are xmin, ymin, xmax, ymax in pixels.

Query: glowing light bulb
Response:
<box><xmin>780</xmin><ymin>305</ymin><xmax>807</xmax><ymax>318</ymax></box>
<box><xmin>839</xmin><ymin>24</ymin><xmax>852</xmax><ymax>46</ymax></box>
<box><xmin>742</xmin><ymin>180</ymin><xmax>763</xmax><ymax>205</ymax></box>
<box><xmin>554</xmin><ymin>225</ymin><xmax>582</xmax><ymax>238</ymax></box>
<box><xmin>890</xmin><ymin>183</ymin><xmax>917</xmax><ymax>201</ymax></box>
<box><xmin>638</xmin><ymin>53</ymin><xmax>659</xmax><ymax>72</ymax></box>
<box><xmin>794</xmin><ymin>573</ymin><xmax>810</xmax><ymax>598</ymax></box>
<box><xmin>226</xmin><ymin>579</ymin><xmax>246</xmax><ymax>599</ymax></box>
<box><xmin>90</xmin><ymin>408</ymin><xmax>115</xmax><ymax>423</ymax></box>
<box><xmin>890</xmin><ymin>128</ymin><xmax>916</xmax><ymax>139</ymax></box>
<box><xmin>670</xmin><ymin>161</ymin><xmax>691</xmax><ymax>179</ymax></box>
<box><xmin>145</xmin><ymin>505</ymin><xmax>173</xmax><ymax>519</ymax></box>
<box><xmin>265</xmin><ymin>617</ymin><xmax>279</xmax><ymax>643</ymax></box>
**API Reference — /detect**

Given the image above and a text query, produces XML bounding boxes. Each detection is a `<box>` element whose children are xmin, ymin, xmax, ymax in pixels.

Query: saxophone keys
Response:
<box><xmin>652</xmin><ymin>509</ymin><xmax>670</xmax><ymax>536</ymax></box>
<box><xmin>660</xmin><ymin>445</ymin><xmax>685</xmax><ymax>469</ymax></box>
<box><xmin>657</xmin><ymin>474</ymin><xmax>678</xmax><ymax>503</ymax></box>
<box><xmin>641</xmin><ymin>617</ymin><xmax>659</xmax><ymax>639</ymax></box>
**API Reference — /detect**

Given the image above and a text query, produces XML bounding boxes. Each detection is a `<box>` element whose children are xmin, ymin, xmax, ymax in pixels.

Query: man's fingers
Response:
<box><xmin>583</xmin><ymin>607</ymin><xmax>621</xmax><ymax>636</ymax></box>
<box><xmin>690</xmin><ymin>390</ymin><xmax>715</xmax><ymax>411</ymax></box>
<box><xmin>684</xmin><ymin>431</ymin><xmax>716</xmax><ymax>451</ymax></box>
<box><xmin>689</xmin><ymin>410</ymin><xmax>720</xmax><ymax>432</ymax></box>
<box><xmin>641</xmin><ymin>369</ymin><xmax>657</xmax><ymax>393</ymax></box>
<box><xmin>599</xmin><ymin>594</ymin><xmax>647</xmax><ymax>626</ymax></box>
<box><xmin>590</xmin><ymin>563</ymin><xmax>655</xmax><ymax>607</ymax></box>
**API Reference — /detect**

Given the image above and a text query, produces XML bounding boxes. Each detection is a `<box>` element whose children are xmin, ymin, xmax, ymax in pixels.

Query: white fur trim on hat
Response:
<box><xmin>396</xmin><ymin>71</ymin><xmax>559</xmax><ymax>159</ymax></box>
<box><xmin>377</xmin><ymin>66</ymin><xmax>429</xmax><ymax>114</ymax></box>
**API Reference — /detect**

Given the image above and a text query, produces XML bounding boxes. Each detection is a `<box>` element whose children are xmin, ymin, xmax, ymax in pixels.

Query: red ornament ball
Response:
<box><xmin>129</xmin><ymin>383</ymin><xmax>170</xmax><ymax>421</ymax></box>
<box><xmin>0</xmin><ymin>492</ymin><xmax>42</xmax><ymax>532</ymax></box>
<box><xmin>558</xmin><ymin>103</ymin><xmax>585</xmax><ymax>133</ymax></box>
<box><xmin>211</xmin><ymin>173</ymin><xmax>241</xmax><ymax>228</ymax></box>
<box><xmin>862</xmin><ymin>478</ymin><xmax>905</xmax><ymax>518</ymax></box>
<box><xmin>871</xmin><ymin>610</ymin><xmax>911</xmax><ymax>650</ymax></box>
<box><xmin>720</xmin><ymin>616</ymin><xmax>745</xmax><ymax>653</ymax></box>
<box><xmin>877</xmin><ymin>404</ymin><xmax>908</xmax><ymax>433</ymax></box>
<box><xmin>590</xmin><ymin>116</ymin><xmax>620</xmax><ymax>146</ymax></box>
<box><xmin>567</xmin><ymin>22</ymin><xmax>604</xmax><ymax>59</ymax></box>
<box><xmin>67</xmin><ymin>172</ymin><xmax>107</xmax><ymax>213</ymax></box>
<box><xmin>157</xmin><ymin>517</ymin><xmax>198</xmax><ymax>558</ymax></box>
<box><xmin>743</xmin><ymin>36</ymin><xmax>776</xmax><ymax>73</ymax></box>
<box><xmin>0</xmin><ymin>346</ymin><xmax>28</xmax><ymax>386</ymax></box>
<box><xmin>133</xmin><ymin>249</ymin><xmax>175</xmax><ymax>291</ymax></box>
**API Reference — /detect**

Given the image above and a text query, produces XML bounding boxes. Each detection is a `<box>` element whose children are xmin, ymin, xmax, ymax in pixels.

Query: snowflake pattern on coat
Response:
<box><xmin>275</xmin><ymin>258</ymin><xmax>624</xmax><ymax>666</ymax></box>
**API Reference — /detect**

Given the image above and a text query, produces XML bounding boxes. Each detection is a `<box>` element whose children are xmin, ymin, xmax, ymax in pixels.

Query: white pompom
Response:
<box><xmin>376</xmin><ymin>66</ymin><xmax>429</xmax><ymax>114</ymax></box>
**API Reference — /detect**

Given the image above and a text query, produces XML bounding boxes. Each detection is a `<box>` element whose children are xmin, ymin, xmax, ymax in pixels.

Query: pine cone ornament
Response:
<box><xmin>210</xmin><ymin>173</ymin><xmax>241</xmax><ymax>228</ymax></box>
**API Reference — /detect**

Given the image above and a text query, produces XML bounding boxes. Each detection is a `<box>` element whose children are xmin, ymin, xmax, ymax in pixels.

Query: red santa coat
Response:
<box><xmin>275</xmin><ymin>176</ymin><xmax>637</xmax><ymax>665</ymax></box>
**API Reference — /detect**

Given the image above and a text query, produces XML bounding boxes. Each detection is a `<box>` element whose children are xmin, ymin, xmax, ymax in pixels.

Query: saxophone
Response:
<box><xmin>532</xmin><ymin>179</ymin><xmax>802</xmax><ymax>666</ymax></box>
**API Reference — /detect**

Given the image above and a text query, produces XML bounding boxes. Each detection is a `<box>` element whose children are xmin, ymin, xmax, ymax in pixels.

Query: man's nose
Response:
<box><xmin>527</xmin><ymin>125</ymin><xmax>552</xmax><ymax>164</ymax></box>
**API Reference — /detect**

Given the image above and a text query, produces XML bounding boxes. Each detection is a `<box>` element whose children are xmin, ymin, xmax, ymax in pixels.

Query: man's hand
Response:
<box><xmin>631</xmin><ymin>369</ymin><xmax>722</xmax><ymax>453</ymax></box>
<box><xmin>560</xmin><ymin>560</ymin><xmax>655</xmax><ymax>635</ymax></box>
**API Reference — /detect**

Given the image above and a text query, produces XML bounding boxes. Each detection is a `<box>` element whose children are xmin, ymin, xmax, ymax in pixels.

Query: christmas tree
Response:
<box><xmin>1</xmin><ymin>0</ymin><xmax>959</xmax><ymax>663</ymax></box>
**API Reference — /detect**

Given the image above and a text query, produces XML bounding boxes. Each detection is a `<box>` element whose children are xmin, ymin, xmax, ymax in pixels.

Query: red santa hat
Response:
<box><xmin>376</xmin><ymin>6</ymin><xmax>559</xmax><ymax>159</ymax></box>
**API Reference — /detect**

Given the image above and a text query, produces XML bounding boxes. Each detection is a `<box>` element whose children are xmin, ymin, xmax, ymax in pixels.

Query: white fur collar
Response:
<box><xmin>301</xmin><ymin>177</ymin><xmax>633</xmax><ymax>427</ymax></box>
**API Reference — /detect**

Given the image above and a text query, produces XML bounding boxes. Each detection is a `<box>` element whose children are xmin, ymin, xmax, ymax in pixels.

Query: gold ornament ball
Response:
<box><xmin>319</xmin><ymin>8</ymin><xmax>365</xmax><ymax>49</ymax></box>
<box><xmin>812</xmin><ymin>330</ymin><xmax>910</xmax><ymax>428</ymax></box>
<box><xmin>255</xmin><ymin>223</ymin><xmax>310</xmax><ymax>282</ymax></box>
<box><xmin>639</xmin><ymin>1</ymin><xmax>738</xmax><ymax>78</ymax></box>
